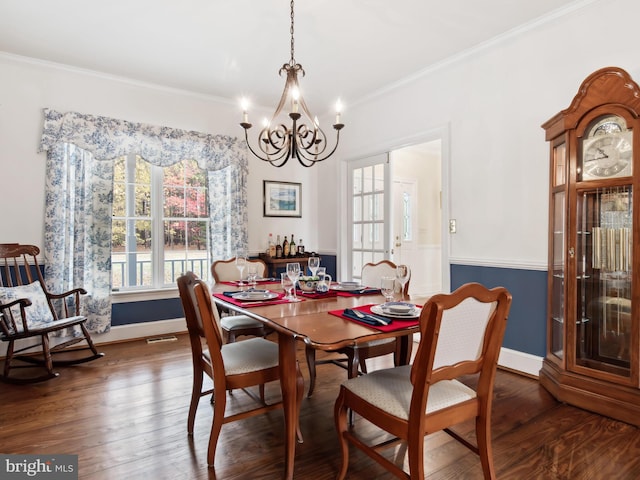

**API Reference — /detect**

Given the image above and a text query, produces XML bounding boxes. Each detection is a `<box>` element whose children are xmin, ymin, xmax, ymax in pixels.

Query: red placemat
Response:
<box><xmin>213</xmin><ymin>292</ymin><xmax>296</xmax><ymax>308</ymax></box>
<box><xmin>328</xmin><ymin>304</ymin><xmax>420</xmax><ymax>332</ymax></box>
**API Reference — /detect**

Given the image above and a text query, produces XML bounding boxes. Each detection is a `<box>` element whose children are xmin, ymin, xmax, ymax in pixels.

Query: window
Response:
<box><xmin>112</xmin><ymin>154</ymin><xmax>210</xmax><ymax>291</ymax></box>
<box><xmin>402</xmin><ymin>191</ymin><xmax>412</xmax><ymax>241</ymax></box>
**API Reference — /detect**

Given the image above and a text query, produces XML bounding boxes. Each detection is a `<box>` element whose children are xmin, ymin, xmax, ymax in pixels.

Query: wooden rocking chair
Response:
<box><xmin>0</xmin><ymin>244</ymin><xmax>104</xmax><ymax>383</ymax></box>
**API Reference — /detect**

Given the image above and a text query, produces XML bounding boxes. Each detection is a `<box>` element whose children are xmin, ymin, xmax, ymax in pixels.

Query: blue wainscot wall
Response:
<box><xmin>111</xmin><ymin>260</ymin><xmax>547</xmax><ymax>376</ymax></box>
<box><xmin>450</xmin><ymin>264</ymin><xmax>547</xmax><ymax>358</ymax></box>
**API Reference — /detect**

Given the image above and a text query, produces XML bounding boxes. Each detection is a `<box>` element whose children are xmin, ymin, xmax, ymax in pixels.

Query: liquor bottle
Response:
<box><xmin>276</xmin><ymin>234</ymin><xmax>283</xmax><ymax>258</ymax></box>
<box><xmin>268</xmin><ymin>233</ymin><xmax>276</xmax><ymax>257</ymax></box>
<box><xmin>283</xmin><ymin>235</ymin><xmax>290</xmax><ymax>257</ymax></box>
<box><xmin>298</xmin><ymin>238</ymin><xmax>305</xmax><ymax>255</ymax></box>
<box><xmin>289</xmin><ymin>235</ymin><xmax>296</xmax><ymax>257</ymax></box>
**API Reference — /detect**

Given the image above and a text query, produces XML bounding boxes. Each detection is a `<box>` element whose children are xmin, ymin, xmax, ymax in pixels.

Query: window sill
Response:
<box><xmin>111</xmin><ymin>288</ymin><xmax>179</xmax><ymax>304</ymax></box>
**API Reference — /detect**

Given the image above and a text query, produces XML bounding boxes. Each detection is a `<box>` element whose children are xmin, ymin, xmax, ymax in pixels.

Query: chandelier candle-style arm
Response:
<box><xmin>239</xmin><ymin>0</ymin><xmax>344</xmax><ymax>168</ymax></box>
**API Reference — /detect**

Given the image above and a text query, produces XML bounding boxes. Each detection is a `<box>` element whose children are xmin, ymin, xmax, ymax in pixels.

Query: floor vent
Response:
<box><xmin>146</xmin><ymin>335</ymin><xmax>178</xmax><ymax>344</ymax></box>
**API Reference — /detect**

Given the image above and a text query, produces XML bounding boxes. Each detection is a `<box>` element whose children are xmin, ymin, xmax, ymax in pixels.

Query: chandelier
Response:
<box><xmin>240</xmin><ymin>0</ymin><xmax>344</xmax><ymax>167</ymax></box>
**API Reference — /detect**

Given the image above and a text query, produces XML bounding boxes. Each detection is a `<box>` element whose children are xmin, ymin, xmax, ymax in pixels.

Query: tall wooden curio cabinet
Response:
<box><xmin>539</xmin><ymin>67</ymin><xmax>640</xmax><ymax>425</ymax></box>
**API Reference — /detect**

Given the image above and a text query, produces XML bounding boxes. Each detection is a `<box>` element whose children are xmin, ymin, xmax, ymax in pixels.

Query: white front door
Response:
<box><xmin>391</xmin><ymin>177</ymin><xmax>418</xmax><ymax>267</ymax></box>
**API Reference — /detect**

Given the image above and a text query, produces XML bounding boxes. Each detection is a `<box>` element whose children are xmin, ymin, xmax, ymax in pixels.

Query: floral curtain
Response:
<box><xmin>39</xmin><ymin>108</ymin><xmax>248</xmax><ymax>333</ymax></box>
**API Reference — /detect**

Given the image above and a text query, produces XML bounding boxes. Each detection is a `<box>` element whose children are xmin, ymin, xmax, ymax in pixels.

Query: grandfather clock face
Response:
<box><xmin>581</xmin><ymin>115</ymin><xmax>633</xmax><ymax>180</ymax></box>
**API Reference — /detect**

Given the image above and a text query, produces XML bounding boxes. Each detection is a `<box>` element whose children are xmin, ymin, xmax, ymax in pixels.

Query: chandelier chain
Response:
<box><xmin>289</xmin><ymin>0</ymin><xmax>295</xmax><ymax>66</ymax></box>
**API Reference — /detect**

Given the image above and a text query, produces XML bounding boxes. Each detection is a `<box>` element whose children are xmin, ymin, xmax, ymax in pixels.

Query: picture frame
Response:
<box><xmin>263</xmin><ymin>180</ymin><xmax>302</xmax><ymax>217</ymax></box>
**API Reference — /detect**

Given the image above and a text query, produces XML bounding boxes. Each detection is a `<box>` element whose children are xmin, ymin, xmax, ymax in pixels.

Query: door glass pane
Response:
<box><xmin>362</xmin><ymin>166</ymin><xmax>373</xmax><ymax>193</ymax></box>
<box><xmin>553</xmin><ymin>142</ymin><xmax>566</xmax><ymax>186</ymax></box>
<box><xmin>577</xmin><ymin>186</ymin><xmax>632</xmax><ymax>376</ymax></box>
<box><xmin>550</xmin><ymin>191</ymin><xmax>565</xmax><ymax>359</ymax></box>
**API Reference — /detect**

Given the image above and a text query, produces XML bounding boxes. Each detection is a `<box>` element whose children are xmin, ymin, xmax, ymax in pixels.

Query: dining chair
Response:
<box><xmin>211</xmin><ymin>257</ymin><xmax>270</xmax><ymax>342</ymax></box>
<box><xmin>305</xmin><ymin>259</ymin><xmax>412</xmax><ymax>397</ymax></box>
<box><xmin>334</xmin><ymin>282</ymin><xmax>512</xmax><ymax>479</ymax></box>
<box><xmin>0</xmin><ymin>243</ymin><xmax>104</xmax><ymax>383</ymax></box>
<box><xmin>177</xmin><ymin>272</ymin><xmax>304</xmax><ymax>468</ymax></box>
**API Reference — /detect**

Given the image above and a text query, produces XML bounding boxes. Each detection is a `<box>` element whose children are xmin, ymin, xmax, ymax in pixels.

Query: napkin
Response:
<box><xmin>343</xmin><ymin>308</ymin><xmax>393</xmax><ymax>326</ymax></box>
<box><xmin>336</xmin><ymin>288</ymin><xmax>381</xmax><ymax>296</ymax></box>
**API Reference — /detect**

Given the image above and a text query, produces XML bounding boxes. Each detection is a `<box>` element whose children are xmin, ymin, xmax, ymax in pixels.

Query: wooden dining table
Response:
<box><xmin>211</xmin><ymin>282</ymin><xmax>424</xmax><ymax>480</ymax></box>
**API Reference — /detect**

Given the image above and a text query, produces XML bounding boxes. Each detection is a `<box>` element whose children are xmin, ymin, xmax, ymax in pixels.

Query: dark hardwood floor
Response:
<box><xmin>2</xmin><ymin>334</ymin><xmax>640</xmax><ymax>479</ymax></box>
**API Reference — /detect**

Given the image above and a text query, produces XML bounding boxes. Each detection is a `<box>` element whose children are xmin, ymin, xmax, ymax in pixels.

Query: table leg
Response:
<box><xmin>396</xmin><ymin>333</ymin><xmax>413</xmax><ymax>366</ymax></box>
<box><xmin>278</xmin><ymin>331</ymin><xmax>298</xmax><ymax>480</ymax></box>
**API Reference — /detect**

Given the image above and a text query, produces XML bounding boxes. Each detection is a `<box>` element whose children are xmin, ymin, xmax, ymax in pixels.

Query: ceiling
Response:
<box><xmin>0</xmin><ymin>0</ymin><xmax>588</xmax><ymax>114</ymax></box>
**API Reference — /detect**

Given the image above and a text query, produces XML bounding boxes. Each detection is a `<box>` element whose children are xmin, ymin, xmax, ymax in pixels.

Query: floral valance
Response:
<box><xmin>39</xmin><ymin>108</ymin><xmax>247</xmax><ymax>173</ymax></box>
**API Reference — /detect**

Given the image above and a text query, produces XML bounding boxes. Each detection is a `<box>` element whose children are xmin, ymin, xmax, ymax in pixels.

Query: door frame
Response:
<box><xmin>339</xmin><ymin>124</ymin><xmax>451</xmax><ymax>292</ymax></box>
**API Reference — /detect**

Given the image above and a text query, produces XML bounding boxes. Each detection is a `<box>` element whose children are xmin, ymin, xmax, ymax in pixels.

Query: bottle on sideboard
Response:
<box><xmin>268</xmin><ymin>233</ymin><xmax>276</xmax><ymax>257</ymax></box>
<box><xmin>289</xmin><ymin>235</ymin><xmax>296</xmax><ymax>257</ymax></box>
<box><xmin>298</xmin><ymin>238</ymin><xmax>304</xmax><ymax>255</ymax></box>
<box><xmin>283</xmin><ymin>235</ymin><xmax>289</xmax><ymax>257</ymax></box>
<box><xmin>276</xmin><ymin>235</ymin><xmax>283</xmax><ymax>258</ymax></box>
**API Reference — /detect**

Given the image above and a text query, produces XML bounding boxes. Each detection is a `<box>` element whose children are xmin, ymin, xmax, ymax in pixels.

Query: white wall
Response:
<box><xmin>0</xmin><ymin>54</ymin><xmax>323</xmax><ymax>256</ymax></box>
<box><xmin>336</xmin><ymin>0</ymin><xmax>640</xmax><ymax>270</ymax></box>
<box><xmin>2</xmin><ymin>0</ymin><xmax>639</xmax><ymax>270</ymax></box>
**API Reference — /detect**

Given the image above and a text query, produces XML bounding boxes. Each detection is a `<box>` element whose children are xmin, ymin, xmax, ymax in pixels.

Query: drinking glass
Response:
<box><xmin>281</xmin><ymin>272</ymin><xmax>294</xmax><ymax>300</ymax></box>
<box><xmin>286</xmin><ymin>262</ymin><xmax>302</xmax><ymax>302</ymax></box>
<box><xmin>308</xmin><ymin>256</ymin><xmax>320</xmax><ymax>277</ymax></box>
<box><xmin>235</xmin><ymin>252</ymin><xmax>247</xmax><ymax>285</ymax></box>
<box><xmin>395</xmin><ymin>264</ymin><xmax>410</xmax><ymax>301</ymax></box>
<box><xmin>247</xmin><ymin>264</ymin><xmax>258</xmax><ymax>286</ymax></box>
<box><xmin>381</xmin><ymin>276</ymin><xmax>395</xmax><ymax>303</ymax></box>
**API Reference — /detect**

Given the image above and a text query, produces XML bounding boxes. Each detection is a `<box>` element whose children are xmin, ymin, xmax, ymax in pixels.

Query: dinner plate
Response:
<box><xmin>371</xmin><ymin>303</ymin><xmax>422</xmax><ymax>319</ymax></box>
<box><xmin>231</xmin><ymin>291</ymin><xmax>279</xmax><ymax>301</ymax></box>
<box><xmin>330</xmin><ymin>283</ymin><xmax>365</xmax><ymax>292</ymax></box>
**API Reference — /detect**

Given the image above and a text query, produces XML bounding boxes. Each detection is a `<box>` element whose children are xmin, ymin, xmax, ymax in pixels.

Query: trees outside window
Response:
<box><xmin>112</xmin><ymin>154</ymin><xmax>210</xmax><ymax>290</ymax></box>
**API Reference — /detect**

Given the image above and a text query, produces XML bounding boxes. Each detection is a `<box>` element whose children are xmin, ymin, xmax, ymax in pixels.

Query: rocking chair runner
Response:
<box><xmin>0</xmin><ymin>244</ymin><xmax>104</xmax><ymax>383</ymax></box>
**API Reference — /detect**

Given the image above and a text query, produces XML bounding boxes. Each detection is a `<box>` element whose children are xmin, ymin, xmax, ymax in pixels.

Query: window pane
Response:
<box><xmin>134</xmin><ymin>156</ymin><xmax>151</xmax><ymax>183</ymax></box>
<box><xmin>163</xmin><ymin>162</ymin><xmax>183</xmax><ymax>186</ymax></box>
<box><xmin>112</xmin><ymin>183</ymin><xmax>125</xmax><ymax>217</ymax></box>
<box><xmin>135</xmin><ymin>185</ymin><xmax>151</xmax><ymax>217</ymax></box>
<box><xmin>164</xmin><ymin>186</ymin><xmax>185</xmax><ymax>217</ymax></box>
<box><xmin>185</xmin><ymin>187</ymin><xmax>208</xmax><ymax>218</ymax></box>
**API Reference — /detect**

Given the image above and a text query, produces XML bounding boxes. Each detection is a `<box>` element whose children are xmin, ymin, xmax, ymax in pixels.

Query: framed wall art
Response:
<box><xmin>263</xmin><ymin>180</ymin><xmax>302</xmax><ymax>217</ymax></box>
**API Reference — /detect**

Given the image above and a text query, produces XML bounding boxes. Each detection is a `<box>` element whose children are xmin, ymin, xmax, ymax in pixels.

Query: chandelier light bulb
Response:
<box><xmin>241</xmin><ymin>98</ymin><xmax>250</xmax><ymax>124</ymax></box>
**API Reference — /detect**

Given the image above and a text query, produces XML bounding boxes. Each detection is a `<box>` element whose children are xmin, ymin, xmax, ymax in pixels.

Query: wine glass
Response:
<box><xmin>308</xmin><ymin>256</ymin><xmax>320</xmax><ymax>278</ymax></box>
<box><xmin>395</xmin><ymin>264</ymin><xmax>410</xmax><ymax>301</ymax></box>
<box><xmin>246</xmin><ymin>264</ymin><xmax>258</xmax><ymax>286</ymax></box>
<box><xmin>235</xmin><ymin>252</ymin><xmax>247</xmax><ymax>286</ymax></box>
<box><xmin>281</xmin><ymin>272</ymin><xmax>294</xmax><ymax>300</ymax></box>
<box><xmin>286</xmin><ymin>262</ymin><xmax>301</xmax><ymax>302</ymax></box>
<box><xmin>380</xmin><ymin>276</ymin><xmax>395</xmax><ymax>304</ymax></box>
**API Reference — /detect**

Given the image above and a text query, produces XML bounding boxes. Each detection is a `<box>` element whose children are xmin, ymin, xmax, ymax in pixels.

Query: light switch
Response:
<box><xmin>449</xmin><ymin>219</ymin><xmax>457</xmax><ymax>234</ymax></box>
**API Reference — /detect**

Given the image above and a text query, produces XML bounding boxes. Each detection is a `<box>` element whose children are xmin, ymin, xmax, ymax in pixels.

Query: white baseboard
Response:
<box><xmin>92</xmin><ymin>318</ymin><xmax>187</xmax><ymax>345</ymax></box>
<box><xmin>0</xmin><ymin>318</ymin><xmax>187</xmax><ymax>357</ymax></box>
<box><xmin>498</xmin><ymin>347</ymin><xmax>542</xmax><ymax>377</ymax></box>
